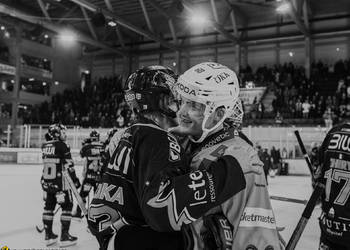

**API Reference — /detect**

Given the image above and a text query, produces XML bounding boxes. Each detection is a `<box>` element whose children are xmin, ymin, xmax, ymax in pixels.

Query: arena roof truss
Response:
<box><xmin>0</xmin><ymin>0</ymin><xmax>349</xmax><ymax>58</ymax></box>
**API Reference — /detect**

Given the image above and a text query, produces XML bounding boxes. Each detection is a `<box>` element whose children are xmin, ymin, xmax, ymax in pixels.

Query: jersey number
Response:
<box><xmin>108</xmin><ymin>145</ymin><xmax>131</xmax><ymax>175</ymax></box>
<box><xmin>324</xmin><ymin>169</ymin><xmax>350</xmax><ymax>206</ymax></box>
<box><xmin>88</xmin><ymin>204</ymin><xmax>120</xmax><ymax>232</ymax></box>
<box><xmin>43</xmin><ymin>163</ymin><xmax>57</xmax><ymax>179</ymax></box>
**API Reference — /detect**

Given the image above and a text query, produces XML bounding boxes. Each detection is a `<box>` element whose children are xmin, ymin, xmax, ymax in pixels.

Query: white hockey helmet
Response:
<box><xmin>175</xmin><ymin>62</ymin><xmax>243</xmax><ymax>142</ymax></box>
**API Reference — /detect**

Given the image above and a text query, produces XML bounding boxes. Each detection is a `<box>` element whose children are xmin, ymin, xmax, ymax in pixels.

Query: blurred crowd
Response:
<box><xmin>22</xmin><ymin>76</ymin><xmax>133</xmax><ymax>128</ymax></box>
<box><xmin>21</xmin><ymin>54</ymin><xmax>52</xmax><ymax>71</ymax></box>
<box><xmin>242</xmin><ymin>59</ymin><xmax>350</xmax><ymax>126</ymax></box>
<box><xmin>16</xmin><ymin>59</ymin><xmax>350</xmax><ymax>128</ymax></box>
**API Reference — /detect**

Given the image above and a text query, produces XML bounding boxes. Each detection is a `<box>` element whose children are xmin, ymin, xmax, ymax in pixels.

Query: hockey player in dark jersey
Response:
<box><xmin>316</xmin><ymin>122</ymin><xmax>350</xmax><ymax>250</ymax></box>
<box><xmin>73</xmin><ymin>130</ymin><xmax>104</xmax><ymax>219</ymax></box>
<box><xmin>87</xmin><ymin>66</ymin><xmax>250</xmax><ymax>250</ymax></box>
<box><xmin>41</xmin><ymin>124</ymin><xmax>81</xmax><ymax>247</ymax></box>
<box><xmin>170</xmin><ymin>62</ymin><xmax>281</xmax><ymax>249</ymax></box>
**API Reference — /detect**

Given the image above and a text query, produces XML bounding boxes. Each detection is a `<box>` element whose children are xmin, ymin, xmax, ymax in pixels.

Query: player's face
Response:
<box><xmin>176</xmin><ymin>96</ymin><xmax>217</xmax><ymax>139</ymax></box>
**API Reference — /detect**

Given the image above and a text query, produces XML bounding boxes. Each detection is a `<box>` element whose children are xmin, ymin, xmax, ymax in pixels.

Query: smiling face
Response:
<box><xmin>176</xmin><ymin>95</ymin><xmax>222</xmax><ymax>140</ymax></box>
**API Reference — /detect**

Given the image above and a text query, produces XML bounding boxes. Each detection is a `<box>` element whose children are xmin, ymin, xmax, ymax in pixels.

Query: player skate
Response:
<box><xmin>60</xmin><ymin>231</ymin><xmax>78</xmax><ymax>247</ymax></box>
<box><xmin>45</xmin><ymin>230</ymin><xmax>58</xmax><ymax>246</ymax></box>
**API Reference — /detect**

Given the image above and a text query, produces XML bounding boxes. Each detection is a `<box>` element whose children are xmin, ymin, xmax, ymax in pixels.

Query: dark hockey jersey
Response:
<box><xmin>88</xmin><ymin>118</ymin><xmax>246</xmax><ymax>236</ymax></box>
<box><xmin>317</xmin><ymin>123</ymin><xmax>350</xmax><ymax>245</ymax></box>
<box><xmin>41</xmin><ymin>139</ymin><xmax>74</xmax><ymax>191</ymax></box>
<box><xmin>80</xmin><ymin>141</ymin><xmax>104</xmax><ymax>181</ymax></box>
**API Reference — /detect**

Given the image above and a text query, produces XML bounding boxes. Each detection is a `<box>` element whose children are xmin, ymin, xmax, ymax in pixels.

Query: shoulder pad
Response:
<box><xmin>225</xmin><ymin>137</ymin><xmax>263</xmax><ymax>174</ymax></box>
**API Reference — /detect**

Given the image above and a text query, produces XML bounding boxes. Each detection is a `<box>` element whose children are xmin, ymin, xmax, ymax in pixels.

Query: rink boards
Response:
<box><xmin>0</xmin><ymin>148</ymin><xmax>311</xmax><ymax>176</ymax></box>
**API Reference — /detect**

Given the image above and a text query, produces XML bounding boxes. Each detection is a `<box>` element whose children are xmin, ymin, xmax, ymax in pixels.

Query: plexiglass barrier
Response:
<box><xmin>0</xmin><ymin>124</ymin><xmax>330</xmax><ymax>158</ymax></box>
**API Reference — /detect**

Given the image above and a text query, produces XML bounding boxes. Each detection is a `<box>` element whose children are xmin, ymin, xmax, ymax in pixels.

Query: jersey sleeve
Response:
<box><xmin>137</xmin><ymin>132</ymin><xmax>246</xmax><ymax>232</ymax></box>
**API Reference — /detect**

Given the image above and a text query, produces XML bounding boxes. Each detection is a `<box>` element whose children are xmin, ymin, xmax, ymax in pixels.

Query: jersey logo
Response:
<box><xmin>239</xmin><ymin>207</ymin><xmax>276</xmax><ymax>229</ymax></box>
<box><xmin>168</xmin><ymin>134</ymin><xmax>181</xmax><ymax>162</ymax></box>
<box><xmin>147</xmin><ymin>180</ymin><xmax>195</xmax><ymax>230</ymax></box>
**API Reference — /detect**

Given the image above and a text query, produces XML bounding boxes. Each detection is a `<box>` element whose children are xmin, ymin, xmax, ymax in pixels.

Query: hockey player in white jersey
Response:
<box><xmin>170</xmin><ymin>62</ymin><xmax>281</xmax><ymax>250</ymax></box>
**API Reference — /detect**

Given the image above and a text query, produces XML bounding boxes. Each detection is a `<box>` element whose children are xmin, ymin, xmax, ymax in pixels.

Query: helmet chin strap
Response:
<box><xmin>189</xmin><ymin>106</ymin><xmax>228</xmax><ymax>143</ymax></box>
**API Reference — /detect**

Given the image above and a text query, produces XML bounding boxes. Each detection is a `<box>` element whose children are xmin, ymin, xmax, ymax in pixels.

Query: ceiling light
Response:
<box><xmin>108</xmin><ymin>20</ymin><xmax>117</xmax><ymax>27</ymax></box>
<box><xmin>54</xmin><ymin>81</ymin><xmax>59</xmax><ymax>85</ymax></box>
<box><xmin>29</xmin><ymin>78</ymin><xmax>35</xmax><ymax>81</ymax></box>
<box><xmin>58</xmin><ymin>29</ymin><xmax>77</xmax><ymax>44</ymax></box>
<box><xmin>0</xmin><ymin>26</ymin><xmax>5</xmax><ymax>30</ymax></box>
<box><xmin>188</xmin><ymin>11</ymin><xmax>209</xmax><ymax>28</ymax></box>
<box><xmin>42</xmin><ymin>82</ymin><xmax>47</xmax><ymax>86</ymax></box>
<box><xmin>276</xmin><ymin>3</ymin><xmax>290</xmax><ymax>13</ymax></box>
<box><xmin>289</xmin><ymin>52</ymin><xmax>294</xmax><ymax>57</ymax></box>
<box><xmin>44</xmin><ymin>34</ymin><xmax>49</xmax><ymax>39</ymax></box>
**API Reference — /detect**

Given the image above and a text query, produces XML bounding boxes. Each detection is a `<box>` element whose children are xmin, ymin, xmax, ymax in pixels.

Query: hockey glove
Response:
<box><xmin>202</xmin><ymin>213</ymin><xmax>234</xmax><ymax>250</ymax></box>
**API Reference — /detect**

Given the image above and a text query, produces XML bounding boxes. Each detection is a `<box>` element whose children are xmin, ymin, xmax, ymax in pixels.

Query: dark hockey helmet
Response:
<box><xmin>48</xmin><ymin>123</ymin><xmax>67</xmax><ymax>140</ymax></box>
<box><xmin>124</xmin><ymin>65</ymin><xmax>177</xmax><ymax>118</ymax></box>
<box><xmin>90</xmin><ymin>130</ymin><xmax>100</xmax><ymax>141</ymax></box>
<box><xmin>44</xmin><ymin>132</ymin><xmax>53</xmax><ymax>141</ymax></box>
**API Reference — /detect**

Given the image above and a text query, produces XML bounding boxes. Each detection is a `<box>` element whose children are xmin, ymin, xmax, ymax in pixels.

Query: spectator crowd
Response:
<box><xmin>241</xmin><ymin>59</ymin><xmax>350</xmax><ymax>126</ymax></box>
<box><xmin>12</xmin><ymin>59</ymin><xmax>350</xmax><ymax>128</ymax></box>
<box><xmin>21</xmin><ymin>75</ymin><xmax>133</xmax><ymax>128</ymax></box>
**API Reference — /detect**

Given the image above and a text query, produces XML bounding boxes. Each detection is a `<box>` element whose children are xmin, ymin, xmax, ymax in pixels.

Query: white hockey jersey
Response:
<box><xmin>187</xmin><ymin>128</ymin><xmax>281</xmax><ymax>250</ymax></box>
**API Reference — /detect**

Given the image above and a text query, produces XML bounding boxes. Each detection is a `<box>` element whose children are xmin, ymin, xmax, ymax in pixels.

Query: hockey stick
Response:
<box><xmin>36</xmin><ymin>206</ymin><xmax>60</xmax><ymax>233</ymax></box>
<box><xmin>62</xmin><ymin>170</ymin><xmax>88</xmax><ymax>216</ymax></box>
<box><xmin>270</xmin><ymin>195</ymin><xmax>307</xmax><ymax>205</ymax></box>
<box><xmin>285</xmin><ymin>183</ymin><xmax>324</xmax><ymax>250</ymax></box>
<box><xmin>285</xmin><ymin>131</ymin><xmax>325</xmax><ymax>250</ymax></box>
<box><xmin>294</xmin><ymin>130</ymin><xmax>315</xmax><ymax>183</ymax></box>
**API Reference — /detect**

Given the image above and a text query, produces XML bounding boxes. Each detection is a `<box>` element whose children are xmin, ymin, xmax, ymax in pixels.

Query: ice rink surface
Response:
<box><xmin>0</xmin><ymin>164</ymin><xmax>320</xmax><ymax>249</ymax></box>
